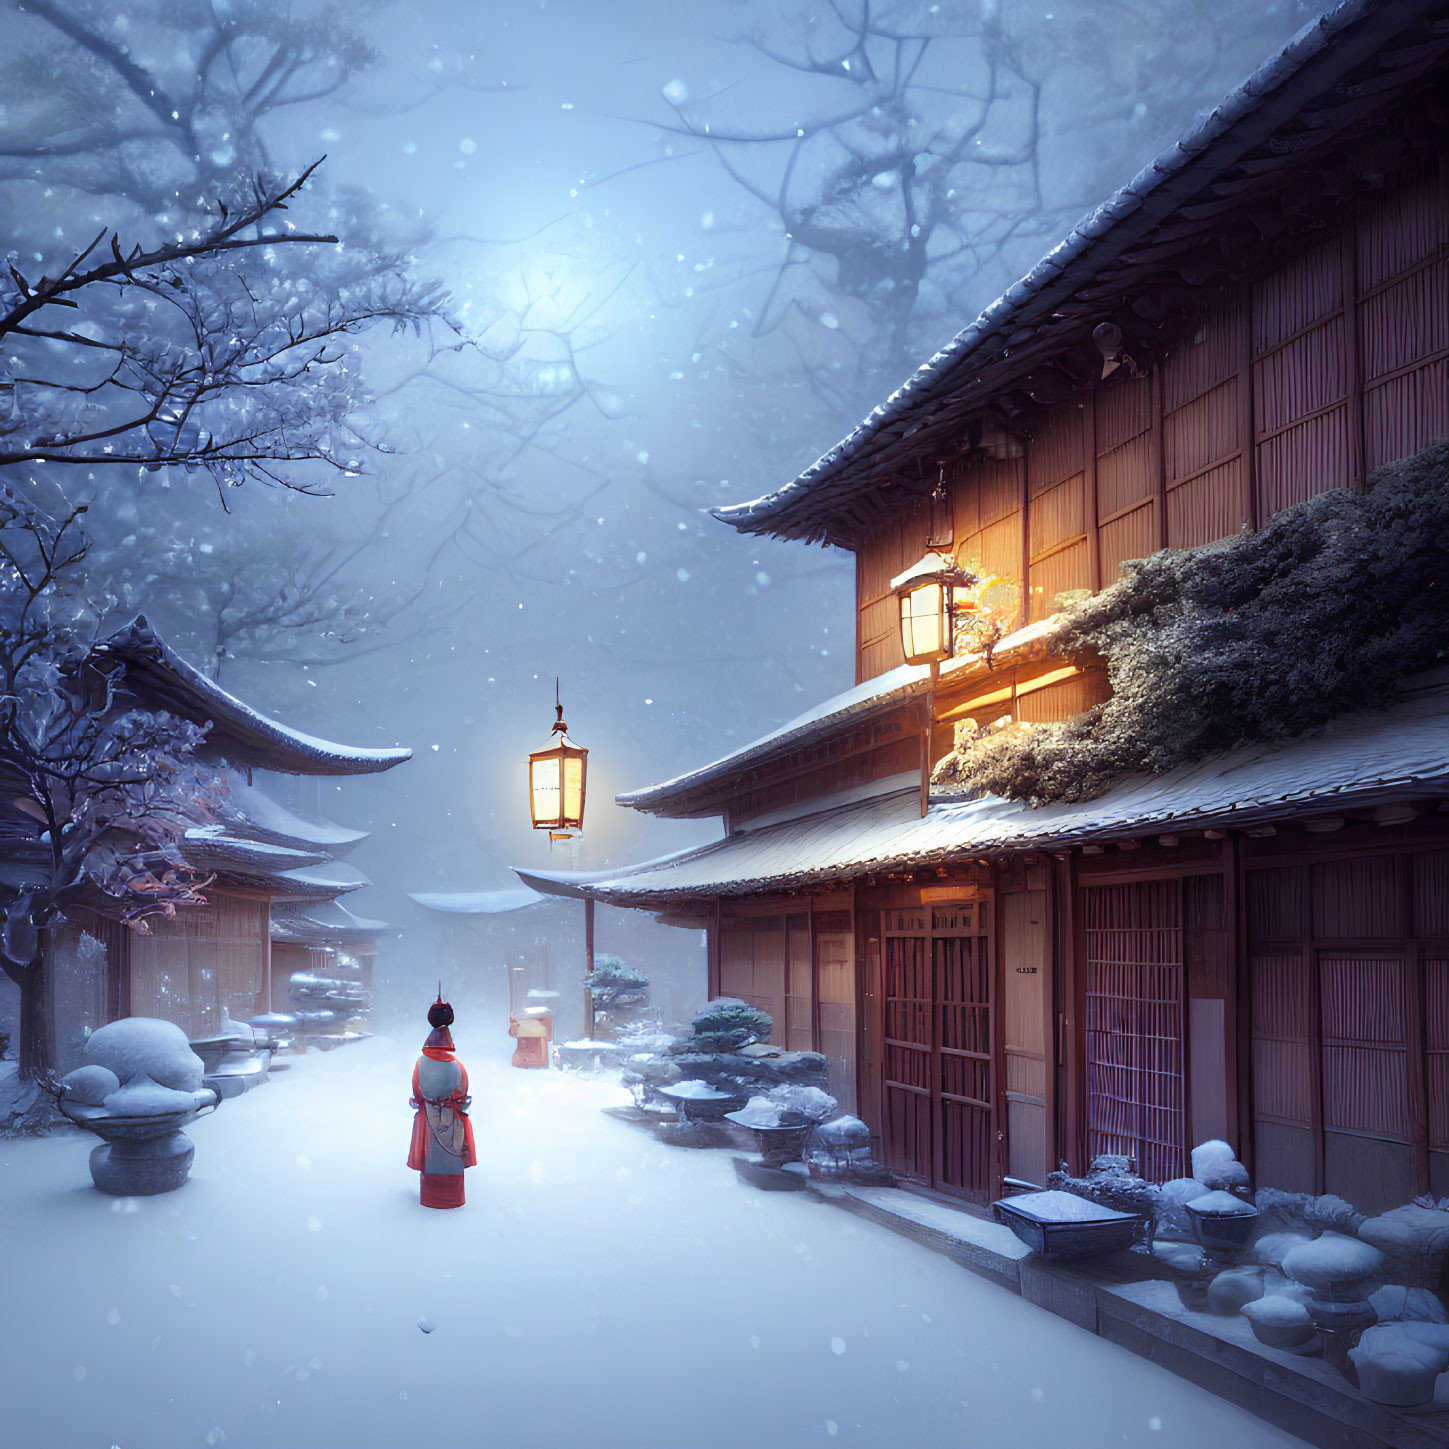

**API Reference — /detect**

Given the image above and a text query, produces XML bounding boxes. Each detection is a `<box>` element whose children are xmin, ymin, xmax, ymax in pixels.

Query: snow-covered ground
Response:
<box><xmin>0</xmin><ymin>1032</ymin><xmax>1309</xmax><ymax>1449</ymax></box>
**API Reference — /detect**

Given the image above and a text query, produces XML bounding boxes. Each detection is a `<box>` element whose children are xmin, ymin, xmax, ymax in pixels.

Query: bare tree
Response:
<box><xmin>0</xmin><ymin>160</ymin><xmax>448</xmax><ymax>497</ymax></box>
<box><xmin>0</xmin><ymin>492</ymin><xmax>218</xmax><ymax>1079</ymax></box>
<box><xmin>651</xmin><ymin>0</ymin><xmax>1310</xmax><ymax>418</ymax></box>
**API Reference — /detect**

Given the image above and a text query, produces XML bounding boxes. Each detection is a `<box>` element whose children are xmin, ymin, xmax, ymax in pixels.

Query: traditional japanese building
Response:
<box><xmin>8</xmin><ymin>617</ymin><xmax>409</xmax><ymax>1067</ymax></box>
<box><xmin>518</xmin><ymin>0</ymin><xmax>1449</xmax><ymax>1217</ymax></box>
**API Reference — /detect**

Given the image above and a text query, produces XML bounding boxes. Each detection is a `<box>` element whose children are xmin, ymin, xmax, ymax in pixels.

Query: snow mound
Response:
<box><xmin>1192</xmin><ymin>1139</ymin><xmax>1250</xmax><ymax>1191</ymax></box>
<box><xmin>765</xmin><ymin>1084</ymin><xmax>837</xmax><ymax>1123</ymax></box>
<box><xmin>1280</xmin><ymin>1232</ymin><xmax>1385</xmax><ymax>1290</ymax></box>
<box><xmin>1359</xmin><ymin>1203</ymin><xmax>1449</xmax><ymax>1260</ymax></box>
<box><xmin>1207</xmin><ymin>1266</ymin><xmax>1264</xmax><ymax>1314</ymax></box>
<box><xmin>813</xmin><ymin>1116</ymin><xmax>871</xmax><ymax>1149</ymax></box>
<box><xmin>1370</xmin><ymin>1284</ymin><xmax>1448</xmax><ymax>1324</ymax></box>
<box><xmin>999</xmin><ymin>1191</ymin><xmax>1136</xmax><ymax>1223</ymax></box>
<box><xmin>1250</xmin><ymin>1231</ymin><xmax>1312</xmax><ymax>1267</ymax></box>
<box><xmin>1241</xmin><ymin>1294</ymin><xmax>1311</xmax><ymax>1328</ymax></box>
<box><xmin>1187</xmin><ymin>1189</ymin><xmax>1253</xmax><ymax>1215</ymax></box>
<box><xmin>102</xmin><ymin>1073</ymin><xmax>199</xmax><ymax>1117</ymax></box>
<box><xmin>729</xmin><ymin>1095</ymin><xmax>784</xmax><ymax>1128</ymax></box>
<box><xmin>86</xmin><ymin>1018</ymin><xmax>204</xmax><ymax>1092</ymax></box>
<box><xmin>59</xmin><ymin>1065</ymin><xmax>121</xmax><ymax>1106</ymax></box>
<box><xmin>1349</xmin><ymin>1323</ymin><xmax>1449</xmax><ymax>1406</ymax></box>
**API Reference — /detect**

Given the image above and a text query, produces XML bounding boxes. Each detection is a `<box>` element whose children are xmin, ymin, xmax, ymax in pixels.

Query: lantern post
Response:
<box><xmin>528</xmin><ymin>680</ymin><xmax>596</xmax><ymax>1040</ymax></box>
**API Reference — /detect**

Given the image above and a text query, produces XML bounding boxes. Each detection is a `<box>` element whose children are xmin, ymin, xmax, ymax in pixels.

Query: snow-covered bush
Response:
<box><xmin>1280</xmin><ymin>1233</ymin><xmax>1385</xmax><ymax>1297</ymax></box>
<box><xmin>729</xmin><ymin>1085</ymin><xmax>838</xmax><ymax>1128</ymax></box>
<box><xmin>84</xmin><ymin>1018</ymin><xmax>204</xmax><ymax>1094</ymax></box>
<box><xmin>932</xmin><ymin>444</ymin><xmax>1449</xmax><ymax>804</ymax></box>
<box><xmin>689</xmin><ymin>998</ymin><xmax>772</xmax><ymax>1053</ymax></box>
<box><xmin>1358</xmin><ymin>1198</ymin><xmax>1449</xmax><ymax>1291</ymax></box>
<box><xmin>1349</xmin><ymin>1323</ymin><xmax>1449</xmax><ymax>1406</ymax></box>
<box><xmin>1191</xmin><ymin>1140</ymin><xmax>1251</xmax><ymax>1192</ymax></box>
<box><xmin>586</xmin><ymin>954</ymin><xmax>650</xmax><ymax>1008</ymax></box>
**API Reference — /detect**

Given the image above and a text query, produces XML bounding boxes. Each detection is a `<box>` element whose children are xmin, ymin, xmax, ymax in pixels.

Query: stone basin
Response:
<box><xmin>58</xmin><ymin>1089</ymin><xmax>218</xmax><ymax>1195</ymax></box>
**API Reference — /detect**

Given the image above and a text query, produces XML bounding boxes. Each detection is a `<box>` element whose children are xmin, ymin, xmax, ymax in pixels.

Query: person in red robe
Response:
<box><xmin>407</xmin><ymin>994</ymin><xmax>477</xmax><ymax>1208</ymax></box>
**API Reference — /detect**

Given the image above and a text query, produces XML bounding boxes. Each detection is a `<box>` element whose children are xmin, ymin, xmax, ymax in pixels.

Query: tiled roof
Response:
<box><xmin>409</xmin><ymin>888</ymin><xmax>550</xmax><ymax>915</ymax></box>
<box><xmin>617</xmin><ymin>618</ymin><xmax>1059</xmax><ymax>815</ymax></box>
<box><xmin>95</xmin><ymin>617</ymin><xmax>412</xmax><ymax>776</ymax></box>
<box><xmin>518</xmin><ymin>677</ymin><xmax>1449</xmax><ymax>906</ymax></box>
<box><xmin>714</xmin><ymin>0</ymin><xmax>1446</xmax><ymax>546</ymax></box>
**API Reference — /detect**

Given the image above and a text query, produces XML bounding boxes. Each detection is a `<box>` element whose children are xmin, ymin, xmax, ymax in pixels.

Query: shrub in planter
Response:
<box><xmin>689</xmin><ymin>998</ymin><xmax>772</xmax><ymax>1053</ymax></box>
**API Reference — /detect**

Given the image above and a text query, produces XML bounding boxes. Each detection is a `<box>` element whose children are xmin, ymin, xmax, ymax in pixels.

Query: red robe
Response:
<box><xmin>408</xmin><ymin>1045</ymin><xmax>477</xmax><ymax>1207</ymax></box>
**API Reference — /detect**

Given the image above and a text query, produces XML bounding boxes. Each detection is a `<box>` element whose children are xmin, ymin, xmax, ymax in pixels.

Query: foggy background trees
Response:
<box><xmin>0</xmin><ymin>0</ymin><xmax>1319</xmax><ymax>917</ymax></box>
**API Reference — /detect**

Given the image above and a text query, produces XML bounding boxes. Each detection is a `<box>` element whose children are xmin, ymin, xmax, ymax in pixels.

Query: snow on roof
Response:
<box><xmin>713</xmin><ymin>0</ymin><xmax>1436</xmax><ymax>545</ymax></box>
<box><xmin>94</xmin><ymin>617</ymin><xmax>412</xmax><ymax>777</ymax></box>
<box><xmin>616</xmin><ymin>616</ymin><xmax>1060</xmax><ymax>815</ymax></box>
<box><xmin>214</xmin><ymin>776</ymin><xmax>369</xmax><ymax>851</ymax></box>
<box><xmin>614</xmin><ymin>661</ymin><xmax>929</xmax><ymax>812</ymax></box>
<box><xmin>271</xmin><ymin>898</ymin><xmax>390</xmax><ymax>943</ymax></box>
<box><xmin>181</xmin><ymin>827</ymin><xmax>331</xmax><ymax>875</ymax></box>
<box><xmin>409</xmin><ymin>888</ymin><xmax>551</xmax><ymax>915</ymax></box>
<box><xmin>276</xmin><ymin>860</ymin><xmax>371</xmax><ymax>898</ymax></box>
<box><xmin>519</xmin><ymin>677</ymin><xmax>1449</xmax><ymax>905</ymax></box>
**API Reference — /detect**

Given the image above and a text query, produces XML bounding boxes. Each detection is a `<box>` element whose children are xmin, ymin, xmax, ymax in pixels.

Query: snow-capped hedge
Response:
<box><xmin>932</xmin><ymin>443</ymin><xmax>1449</xmax><ymax>805</ymax></box>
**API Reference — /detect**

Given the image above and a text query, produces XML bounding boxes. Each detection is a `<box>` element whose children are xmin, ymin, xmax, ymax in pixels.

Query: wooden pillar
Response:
<box><xmin>1241</xmin><ymin>282</ymin><xmax>1259</xmax><ymax>532</ymax></box>
<box><xmin>1152</xmin><ymin>364</ymin><xmax>1168</xmax><ymax>551</ymax></box>
<box><xmin>1340</xmin><ymin>196</ymin><xmax>1367</xmax><ymax>491</ymax></box>
<box><xmin>583</xmin><ymin>896</ymin><xmax>596</xmax><ymax>1040</ymax></box>
<box><xmin>1084</xmin><ymin>390</ymin><xmax>1101</xmax><ymax>594</ymax></box>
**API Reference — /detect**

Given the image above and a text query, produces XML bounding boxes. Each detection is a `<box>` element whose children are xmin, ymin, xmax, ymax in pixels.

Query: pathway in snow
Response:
<box><xmin>1</xmin><ymin>1033</ymin><xmax>1309</xmax><ymax>1449</ymax></box>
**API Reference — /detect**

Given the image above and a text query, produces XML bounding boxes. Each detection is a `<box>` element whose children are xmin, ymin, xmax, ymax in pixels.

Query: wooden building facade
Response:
<box><xmin>3</xmin><ymin>619</ymin><xmax>407</xmax><ymax>1067</ymax></box>
<box><xmin>519</xmin><ymin>0</ymin><xmax>1449</xmax><ymax>1216</ymax></box>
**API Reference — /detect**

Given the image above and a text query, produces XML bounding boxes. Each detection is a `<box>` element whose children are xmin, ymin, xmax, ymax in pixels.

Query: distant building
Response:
<box><xmin>3</xmin><ymin>618</ymin><xmax>409</xmax><ymax>1068</ymax></box>
<box><xmin>519</xmin><ymin>1</ymin><xmax>1449</xmax><ymax>1214</ymax></box>
<box><xmin>409</xmin><ymin>888</ymin><xmax>705</xmax><ymax>1040</ymax></box>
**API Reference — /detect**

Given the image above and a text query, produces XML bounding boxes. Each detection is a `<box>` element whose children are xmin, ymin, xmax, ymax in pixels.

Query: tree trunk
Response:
<box><xmin>17</xmin><ymin>951</ymin><xmax>52</xmax><ymax>1081</ymax></box>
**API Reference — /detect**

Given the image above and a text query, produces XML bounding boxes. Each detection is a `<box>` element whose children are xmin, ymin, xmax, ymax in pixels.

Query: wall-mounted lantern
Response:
<box><xmin>528</xmin><ymin>680</ymin><xmax>587</xmax><ymax>838</ymax></box>
<box><xmin>892</xmin><ymin>552</ymin><xmax>976</xmax><ymax>667</ymax></box>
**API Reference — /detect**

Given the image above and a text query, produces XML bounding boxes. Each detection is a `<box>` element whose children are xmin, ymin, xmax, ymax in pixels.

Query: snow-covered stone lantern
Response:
<box><xmin>529</xmin><ymin>679</ymin><xmax>588</xmax><ymax>839</ymax></box>
<box><xmin>892</xmin><ymin>551</ymin><xmax>975</xmax><ymax>667</ymax></box>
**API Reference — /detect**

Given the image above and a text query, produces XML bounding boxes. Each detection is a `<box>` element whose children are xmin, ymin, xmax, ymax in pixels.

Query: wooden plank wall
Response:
<box><xmin>1245</xmin><ymin>843</ymin><xmax>1449</xmax><ymax>1212</ymax></box>
<box><xmin>854</xmin><ymin>162</ymin><xmax>1449</xmax><ymax>685</ymax></box>
<box><xmin>128</xmin><ymin>892</ymin><xmax>269</xmax><ymax>1038</ymax></box>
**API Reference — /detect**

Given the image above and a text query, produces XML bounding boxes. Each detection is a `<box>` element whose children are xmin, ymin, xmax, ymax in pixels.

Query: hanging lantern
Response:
<box><xmin>529</xmin><ymin>681</ymin><xmax>588</xmax><ymax>836</ymax></box>
<box><xmin>891</xmin><ymin>552</ymin><xmax>975</xmax><ymax>666</ymax></box>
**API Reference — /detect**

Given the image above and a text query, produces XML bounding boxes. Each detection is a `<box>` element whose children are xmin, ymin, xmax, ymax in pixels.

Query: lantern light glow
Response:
<box><xmin>891</xmin><ymin>551</ymin><xmax>975</xmax><ymax>666</ymax></box>
<box><xmin>528</xmin><ymin>681</ymin><xmax>588</xmax><ymax>834</ymax></box>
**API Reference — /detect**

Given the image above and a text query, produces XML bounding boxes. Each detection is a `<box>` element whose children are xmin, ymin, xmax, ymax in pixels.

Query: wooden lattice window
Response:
<box><xmin>1084</xmin><ymin>880</ymin><xmax>1187</xmax><ymax>1182</ymax></box>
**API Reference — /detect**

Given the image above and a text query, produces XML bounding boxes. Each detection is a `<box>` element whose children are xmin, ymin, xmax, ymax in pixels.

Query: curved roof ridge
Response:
<box><xmin>713</xmin><ymin>0</ymin><xmax>1433</xmax><ymax>543</ymax></box>
<box><xmin>94</xmin><ymin>616</ymin><xmax>412</xmax><ymax>777</ymax></box>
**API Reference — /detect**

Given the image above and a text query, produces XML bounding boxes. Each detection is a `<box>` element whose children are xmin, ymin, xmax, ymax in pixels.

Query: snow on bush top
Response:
<box><xmin>1370</xmin><ymin>1285</ymin><xmax>1448</xmax><ymax>1325</ymax></box>
<box><xmin>1358</xmin><ymin>1202</ymin><xmax>1449</xmax><ymax>1260</ymax></box>
<box><xmin>1250</xmin><ymin>1231</ymin><xmax>1312</xmax><ymax>1268</ymax></box>
<box><xmin>1280</xmin><ymin>1232</ymin><xmax>1385</xmax><ymax>1290</ymax></box>
<box><xmin>1350</xmin><ymin>1323</ymin><xmax>1449</xmax><ymax>1378</ymax></box>
<box><xmin>931</xmin><ymin>444</ymin><xmax>1449</xmax><ymax>805</ymax></box>
<box><xmin>86</xmin><ymin>1017</ymin><xmax>204</xmax><ymax>1092</ymax></box>
<box><xmin>729</xmin><ymin>1085</ymin><xmax>838</xmax><ymax>1127</ymax></box>
<box><xmin>689</xmin><ymin>998</ymin><xmax>773</xmax><ymax>1051</ymax></box>
<box><xmin>1191</xmin><ymin>1140</ymin><xmax>1250</xmax><ymax>1191</ymax></box>
<box><xmin>102</xmin><ymin>1073</ymin><xmax>199</xmax><ymax>1117</ymax></box>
